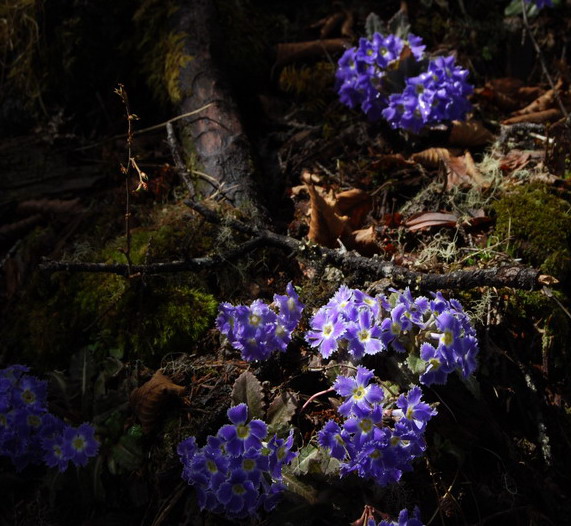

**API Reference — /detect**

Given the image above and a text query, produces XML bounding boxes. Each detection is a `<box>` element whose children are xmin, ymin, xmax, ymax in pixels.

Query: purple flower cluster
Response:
<box><xmin>0</xmin><ymin>365</ymin><xmax>99</xmax><ymax>471</ymax></box>
<box><xmin>382</xmin><ymin>56</ymin><xmax>473</xmax><ymax>134</ymax></box>
<box><xmin>317</xmin><ymin>367</ymin><xmax>436</xmax><ymax>486</ymax></box>
<box><xmin>525</xmin><ymin>0</ymin><xmax>553</xmax><ymax>8</ymax></box>
<box><xmin>177</xmin><ymin>403</ymin><xmax>297</xmax><ymax>520</ymax></box>
<box><xmin>216</xmin><ymin>282</ymin><xmax>304</xmax><ymax>361</ymax></box>
<box><xmin>306</xmin><ymin>285</ymin><xmax>385</xmax><ymax>360</ymax></box>
<box><xmin>336</xmin><ymin>32</ymin><xmax>473</xmax><ymax>133</ymax></box>
<box><xmin>306</xmin><ymin>287</ymin><xmax>478</xmax><ymax>386</ymax></box>
<box><xmin>369</xmin><ymin>507</ymin><xmax>424</xmax><ymax>526</ymax></box>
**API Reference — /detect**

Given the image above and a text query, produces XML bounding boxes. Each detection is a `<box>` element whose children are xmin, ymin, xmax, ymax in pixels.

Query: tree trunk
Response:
<box><xmin>171</xmin><ymin>0</ymin><xmax>263</xmax><ymax>215</ymax></box>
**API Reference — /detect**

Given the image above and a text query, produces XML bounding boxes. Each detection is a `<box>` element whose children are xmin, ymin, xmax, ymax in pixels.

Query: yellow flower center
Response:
<box><xmin>353</xmin><ymin>386</ymin><xmax>366</xmax><ymax>400</ymax></box>
<box><xmin>21</xmin><ymin>389</ymin><xmax>36</xmax><ymax>404</ymax></box>
<box><xmin>72</xmin><ymin>436</ymin><xmax>86</xmax><ymax>452</ymax></box>
<box><xmin>232</xmin><ymin>484</ymin><xmax>246</xmax><ymax>495</ymax></box>
<box><xmin>237</xmin><ymin>424</ymin><xmax>250</xmax><ymax>439</ymax></box>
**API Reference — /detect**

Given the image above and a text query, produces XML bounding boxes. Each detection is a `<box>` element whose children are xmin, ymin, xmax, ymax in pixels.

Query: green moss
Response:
<box><xmin>493</xmin><ymin>184</ymin><xmax>571</xmax><ymax>276</ymax></box>
<box><xmin>133</xmin><ymin>0</ymin><xmax>193</xmax><ymax>105</ymax></box>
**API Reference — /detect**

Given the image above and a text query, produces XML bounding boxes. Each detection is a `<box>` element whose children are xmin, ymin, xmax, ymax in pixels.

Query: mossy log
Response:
<box><xmin>170</xmin><ymin>0</ymin><xmax>263</xmax><ymax>214</ymax></box>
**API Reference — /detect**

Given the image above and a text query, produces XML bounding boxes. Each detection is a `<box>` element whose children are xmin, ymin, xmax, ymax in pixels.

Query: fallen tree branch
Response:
<box><xmin>185</xmin><ymin>200</ymin><xmax>547</xmax><ymax>291</ymax></box>
<box><xmin>39</xmin><ymin>237</ymin><xmax>264</xmax><ymax>277</ymax></box>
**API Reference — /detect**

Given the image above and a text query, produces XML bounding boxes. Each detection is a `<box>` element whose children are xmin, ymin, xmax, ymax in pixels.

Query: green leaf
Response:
<box><xmin>406</xmin><ymin>352</ymin><xmax>427</xmax><ymax>375</ymax></box>
<box><xmin>387</xmin><ymin>9</ymin><xmax>410</xmax><ymax>40</ymax></box>
<box><xmin>461</xmin><ymin>374</ymin><xmax>481</xmax><ymax>400</ymax></box>
<box><xmin>289</xmin><ymin>444</ymin><xmax>322</xmax><ymax>476</ymax></box>
<box><xmin>267</xmin><ymin>390</ymin><xmax>297</xmax><ymax>428</ymax></box>
<box><xmin>365</xmin><ymin>12</ymin><xmax>385</xmax><ymax>39</ymax></box>
<box><xmin>231</xmin><ymin>370</ymin><xmax>264</xmax><ymax>419</ymax></box>
<box><xmin>110</xmin><ymin>433</ymin><xmax>144</xmax><ymax>473</ymax></box>
<box><xmin>281</xmin><ymin>471</ymin><xmax>318</xmax><ymax>505</ymax></box>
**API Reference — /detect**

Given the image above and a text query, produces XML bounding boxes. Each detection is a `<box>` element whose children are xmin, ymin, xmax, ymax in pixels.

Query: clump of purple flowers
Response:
<box><xmin>0</xmin><ymin>365</ymin><xmax>99</xmax><ymax>471</ymax></box>
<box><xmin>306</xmin><ymin>285</ymin><xmax>385</xmax><ymax>360</ymax></box>
<box><xmin>369</xmin><ymin>506</ymin><xmax>424</xmax><ymax>526</ymax></box>
<box><xmin>177</xmin><ymin>403</ymin><xmax>297</xmax><ymax>520</ymax></box>
<box><xmin>335</xmin><ymin>32</ymin><xmax>473</xmax><ymax>133</ymax></box>
<box><xmin>318</xmin><ymin>367</ymin><xmax>436</xmax><ymax>486</ymax></box>
<box><xmin>525</xmin><ymin>0</ymin><xmax>553</xmax><ymax>9</ymax></box>
<box><xmin>216</xmin><ymin>282</ymin><xmax>304</xmax><ymax>361</ymax></box>
<box><xmin>306</xmin><ymin>286</ymin><xmax>478</xmax><ymax>387</ymax></box>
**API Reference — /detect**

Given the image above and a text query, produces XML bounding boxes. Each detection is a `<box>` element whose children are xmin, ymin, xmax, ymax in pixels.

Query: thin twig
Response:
<box><xmin>75</xmin><ymin>102</ymin><xmax>217</xmax><ymax>152</ymax></box>
<box><xmin>39</xmin><ymin>237</ymin><xmax>265</xmax><ymax>276</ymax></box>
<box><xmin>114</xmin><ymin>85</ymin><xmax>135</xmax><ymax>274</ymax></box>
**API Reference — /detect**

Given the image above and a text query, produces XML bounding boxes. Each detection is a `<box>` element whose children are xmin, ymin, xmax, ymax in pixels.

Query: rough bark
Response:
<box><xmin>172</xmin><ymin>0</ymin><xmax>262</xmax><ymax>214</ymax></box>
<box><xmin>185</xmin><ymin>200</ymin><xmax>545</xmax><ymax>292</ymax></box>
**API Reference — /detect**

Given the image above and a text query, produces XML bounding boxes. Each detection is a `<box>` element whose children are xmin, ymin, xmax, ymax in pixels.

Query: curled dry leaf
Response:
<box><xmin>405</xmin><ymin>210</ymin><xmax>490</xmax><ymax>232</ymax></box>
<box><xmin>130</xmin><ymin>370</ymin><xmax>186</xmax><ymax>433</ymax></box>
<box><xmin>405</xmin><ymin>212</ymin><xmax>459</xmax><ymax>231</ymax></box>
<box><xmin>411</xmin><ymin>147</ymin><xmax>450</xmax><ymax>169</ymax></box>
<box><xmin>335</xmin><ymin>188</ymin><xmax>373</xmax><ymax>229</ymax></box>
<box><xmin>306</xmin><ymin>183</ymin><xmax>350</xmax><ymax>248</ymax></box>
<box><xmin>502</xmin><ymin>108</ymin><xmax>562</xmax><ymax>125</ymax></box>
<box><xmin>448</xmin><ymin>121</ymin><xmax>495</xmax><ymax>147</ymax></box>
<box><xmin>348</xmin><ymin>226</ymin><xmax>378</xmax><ymax>257</ymax></box>
<box><xmin>511</xmin><ymin>79</ymin><xmax>563</xmax><ymax>116</ymax></box>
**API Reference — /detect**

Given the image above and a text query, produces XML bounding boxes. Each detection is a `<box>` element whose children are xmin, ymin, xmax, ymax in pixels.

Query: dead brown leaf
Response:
<box><xmin>335</xmin><ymin>188</ymin><xmax>372</xmax><ymax>229</ymax></box>
<box><xmin>502</xmin><ymin>108</ymin><xmax>562</xmax><ymax>125</ymax></box>
<box><xmin>499</xmin><ymin>150</ymin><xmax>534</xmax><ymax>173</ymax></box>
<box><xmin>306</xmin><ymin>183</ymin><xmax>351</xmax><ymax>248</ymax></box>
<box><xmin>448</xmin><ymin>121</ymin><xmax>495</xmax><ymax>147</ymax></box>
<box><xmin>130</xmin><ymin>371</ymin><xmax>186</xmax><ymax>433</ymax></box>
<box><xmin>405</xmin><ymin>212</ymin><xmax>458</xmax><ymax>231</ymax></box>
<box><xmin>511</xmin><ymin>79</ymin><xmax>563</xmax><ymax>116</ymax></box>
<box><xmin>411</xmin><ymin>147</ymin><xmax>452</xmax><ymax>169</ymax></box>
<box><xmin>348</xmin><ymin>226</ymin><xmax>379</xmax><ymax>256</ymax></box>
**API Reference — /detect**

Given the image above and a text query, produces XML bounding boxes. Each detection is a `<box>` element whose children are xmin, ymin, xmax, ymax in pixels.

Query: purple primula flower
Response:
<box><xmin>273</xmin><ymin>282</ymin><xmax>304</xmax><ymax>331</ymax></box>
<box><xmin>216</xmin><ymin>302</ymin><xmax>237</xmax><ymax>341</ymax></box>
<box><xmin>229</xmin><ymin>447</ymin><xmax>268</xmax><ymax>485</ymax></box>
<box><xmin>61</xmin><ymin>423</ymin><xmax>99</xmax><ymax>467</ymax></box>
<box><xmin>259</xmin><ymin>480</ymin><xmax>286</xmax><ymax>512</ymax></box>
<box><xmin>267</xmin><ymin>429</ymin><xmax>297</xmax><ymax>479</ymax></box>
<box><xmin>178</xmin><ymin>403</ymin><xmax>296</xmax><ymax>520</ymax></box>
<box><xmin>405</xmin><ymin>34</ymin><xmax>426</xmax><ymax>60</ymax></box>
<box><xmin>375</xmin><ymin>506</ymin><xmax>425</xmax><ymax>526</ymax></box>
<box><xmin>345</xmin><ymin>309</ymin><xmax>385</xmax><ymax>358</ymax></box>
<box><xmin>306</xmin><ymin>307</ymin><xmax>346</xmax><ymax>358</ymax></box>
<box><xmin>380</xmin><ymin>303</ymin><xmax>413</xmax><ymax>353</ymax></box>
<box><xmin>353</xmin><ymin>289</ymin><xmax>381</xmax><ymax>318</ymax></box>
<box><xmin>14</xmin><ymin>375</ymin><xmax>47</xmax><ymax>410</ymax></box>
<box><xmin>216</xmin><ymin>284</ymin><xmax>304</xmax><ymax>362</ymax></box>
<box><xmin>396</xmin><ymin>387</ymin><xmax>437</xmax><ymax>432</ymax></box>
<box><xmin>525</xmin><ymin>0</ymin><xmax>553</xmax><ymax>8</ymax></box>
<box><xmin>216</xmin><ymin>469</ymin><xmax>260</xmax><ymax>518</ymax></box>
<box><xmin>218</xmin><ymin>404</ymin><xmax>268</xmax><ymax>456</ymax></box>
<box><xmin>43</xmin><ymin>434</ymin><xmax>69</xmax><ymax>472</ymax></box>
<box><xmin>317</xmin><ymin>420</ymin><xmax>348</xmax><ymax>460</ymax></box>
<box><xmin>419</xmin><ymin>342</ymin><xmax>453</xmax><ymax>385</ymax></box>
<box><xmin>334</xmin><ymin>367</ymin><xmax>384</xmax><ymax>417</ymax></box>
<box><xmin>343</xmin><ymin>404</ymin><xmax>385</xmax><ymax>447</ymax></box>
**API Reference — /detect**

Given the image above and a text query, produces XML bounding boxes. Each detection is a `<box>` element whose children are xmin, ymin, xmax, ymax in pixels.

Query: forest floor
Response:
<box><xmin>1</xmin><ymin>1</ymin><xmax>571</xmax><ymax>525</ymax></box>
